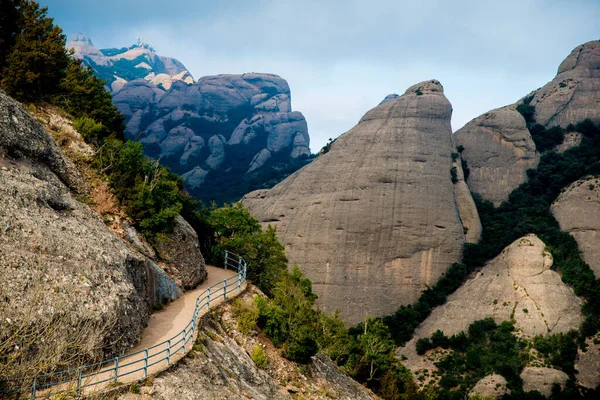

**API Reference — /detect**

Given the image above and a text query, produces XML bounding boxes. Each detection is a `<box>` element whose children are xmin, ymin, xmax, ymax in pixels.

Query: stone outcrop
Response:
<box><xmin>529</xmin><ymin>40</ymin><xmax>600</xmax><ymax>128</ymax></box>
<box><xmin>551</xmin><ymin>177</ymin><xmax>600</xmax><ymax>277</ymax></box>
<box><xmin>0</xmin><ymin>91</ymin><xmax>153</xmax><ymax>373</ymax></box>
<box><xmin>398</xmin><ymin>235</ymin><xmax>582</xmax><ymax>380</ymax></box>
<box><xmin>154</xmin><ymin>215</ymin><xmax>207</xmax><ymax>290</ymax></box>
<box><xmin>469</xmin><ymin>374</ymin><xmax>510</xmax><ymax>399</ymax></box>
<box><xmin>70</xmin><ymin>34</ymin><xmax>311</xmax><ymax>204</ymax></box>
<box><xmin>456</xmin><ymin>40</ymin><xmax>600</xmax><ymax>204</ymax></box>
<box><xmin>244</xmin><ymin>80</ymin><xmax>479</xmax><ymax>325</ymax></box>
<box><xmin>575</xmin><ymin>335</ymin><xmax>600</xmax><ymax>389</ymax></box>
<box><xmin>520</xmin><ymin>367</ymin><xmax>568</xmax><ymax>397</ymax></box>
<box><xmin>455</xmin><ymin>107</ymin><xmax>539</xmax><ymax>205</ymax></box>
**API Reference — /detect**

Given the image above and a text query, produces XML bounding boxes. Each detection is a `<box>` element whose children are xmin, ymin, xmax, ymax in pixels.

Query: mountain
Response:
<box><xmin>244</xmin><ymin>80</ymin><xmax>481</xmax><ymax>325</ymax></box>
<box><xmin>456</xmin><ymin>40</ymin><xmax>600</xmax><ymax>205</ymax></box>
<box><xmin>67</xmin><ymin>34</ymin><xmax>311</xmax><ymax>204</ymax></box>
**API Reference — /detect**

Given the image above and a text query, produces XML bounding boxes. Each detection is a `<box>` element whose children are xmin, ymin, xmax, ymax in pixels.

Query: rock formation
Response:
<box><xmin>455</xmin><ymin>107</ymin><xmax>539</xmax><ymax>205</ymax></box>
<box><xmin>520</xmin><ymin>367</ymin><xmax>568</xmax><ymax>398</ymax></box>
<box><xmin>456</xmin><ymin>40</ymin><xmax>600</xmax><ymax>204</ymax></box>
<box><xmin>469</xmin><ymin>374</ymin><xmax>510</xmax><ymax>399</ymax></box>
<box><xmin>154</xmin><ymin>215</ymin><xmax>207</xmax><ymax>289</ymax></box>
<box><xmin>0</xmin><ymin>91</ymin><xmax>153</xmax><ymax>371</ymax></box>
<box><xmin>244</xmin><ymin>80</ymin><xmax>480</xmax><ymax>325</ymax></box>
<box><xmin>551</xmin><ymin>177</ymin><xmax>600</xmax><ymax>277</ymax></box>
<box><xmin>398</xmin><ymin>235</ymin><xmax>582</xmax><ymax>391</ymax></box>
<box><xmin>67</xmin><ymin>33</ymin><xmax>193</xmax><ymax>94</ymax></box>
<box><xmin>575</xmin><ymin>336</ymin><xmax>600</xmax><ymax>389</ymax></box>
<box><xmin>69</xmin><ymin>35</ymin><xmax>312</xmax><ymax>204</ymax></box>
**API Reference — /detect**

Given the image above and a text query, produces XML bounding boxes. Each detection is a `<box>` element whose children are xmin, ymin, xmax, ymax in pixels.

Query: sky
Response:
<box><xmin>43</xmin><ymin>0</ymin><xmax>600</xmax><ymax>152</ymax></box>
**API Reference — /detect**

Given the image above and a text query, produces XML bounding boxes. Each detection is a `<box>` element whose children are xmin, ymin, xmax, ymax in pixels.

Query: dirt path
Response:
<box><xmin>37</xmin><ymin>265</ymin><xmax>245</xmax><ymax>397</ymax></box>
<box><xmin>129</xmin><ymin>265</ymin><xmax>237</xmax><ymax>353</ymax></box>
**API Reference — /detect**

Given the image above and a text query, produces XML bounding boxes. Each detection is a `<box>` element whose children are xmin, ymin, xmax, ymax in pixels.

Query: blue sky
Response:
<box><xmin>43</xmin><ymin>0</ymin><xmax>600</xmax><ymax>151</ymax></box>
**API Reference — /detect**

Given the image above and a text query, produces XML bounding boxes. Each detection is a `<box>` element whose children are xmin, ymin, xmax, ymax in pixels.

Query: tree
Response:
<box><xmin>0</xmin><ymin>1</ymin><xmax>71</xmax><ymax>100</ymax></box>
<box><xmin>0</xmin><ymin>0</ymin><xmax>22</xmax><ymax>71</ymax></box>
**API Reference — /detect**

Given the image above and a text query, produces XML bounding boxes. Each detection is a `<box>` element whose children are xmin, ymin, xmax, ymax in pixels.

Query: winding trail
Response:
<box><xmin>39</xmin><ymin>265</ymin><xmax>244</xmax><ymax>397</ymax></box>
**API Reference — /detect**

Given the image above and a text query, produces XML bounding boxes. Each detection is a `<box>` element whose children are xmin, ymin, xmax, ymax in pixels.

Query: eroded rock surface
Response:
<box><xmin>551</xmin><ymin>177</ymin><xmax>600</xmax><ymax>277</ymax></box>
<box><xmin>521</xmin><ymin>367</ymin><xmax>568</xmax><ymax>398</ymax></box>
<box><xmin>455</xmin><ymin>107</ymin><xmax>539</xmax><ymax>205</ymax></box>
<box><xmin>575</xmin><ymin>335</ymin><xmax>600</xmax><ymax>389</ymax></box>
<box><xmin>244</xmin><ymin>80</ymin><xmax>477</xmax><ymax>325</ymax></box>
<box><xmin>530</xmin><ymin>40</ymin><xmax>600</xmax><ymax>128</ymax></box>
<box><xmin>469</xmin><ymin>374</ymin><xmax>510</xmax><ymax>399</ymax></box>
<box><xmin>0</xmin><ymin>91</ymin><xmax>152</xmax><ymax>374</ymax></box>
<box><xmin>399</xmin><ymin>235</ymin><xmax>582</xmax><ymax>374</ymax></box>
<box><xmin>154</xmin><ymin>215</ymin><xmax>207</xmax><ymax>290</ymax></box>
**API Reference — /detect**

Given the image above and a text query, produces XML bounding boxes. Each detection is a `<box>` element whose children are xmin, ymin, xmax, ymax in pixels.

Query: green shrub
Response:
<box><xmin>73</xmin><ymin>117</ymin><xmax>104</xmax><ymax>142</ymax></box>
<box><xmin>233</xmin><ymin>298</ymin><xmax>259</xmax><ymax>334</ymax></box>
<box><xmin>250</xmin><ymin>344</ymin><xmax>268</xmax><ymax>368</ymax></box>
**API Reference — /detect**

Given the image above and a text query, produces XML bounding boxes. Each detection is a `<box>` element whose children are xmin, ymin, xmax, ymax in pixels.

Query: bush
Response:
<box><xmin>250</xmin><ymin>344</ymin><xmax>268</xmax><ymax>368</ymax></box>
<box><xmin>233</xmin><ymin>298</ymin><xmax>259</xmax><ymax>334</ymax></box>
<box><xmin>73</xmin><ymin>117</ymin><xmax>103</xmax><ymax>142</ymax></box>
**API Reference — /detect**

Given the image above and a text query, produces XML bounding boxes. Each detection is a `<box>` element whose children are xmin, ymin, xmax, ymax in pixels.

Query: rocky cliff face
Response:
<box><xmin>69</xmin><ymin>35</ymin><xmax>312</xmax><ymax>204</ymax></box>
<box><xmin>243</xmin><ymin>80</ymin><xmax>479</xmax><ymax>325</ymax></box>
<box><xmin>0</xmin><ymin>91</ymin><xmax>153</xmax><ymax>375</ymax></box>
<box><xmin>455</xmin><ymin>107</ymin><xmax>539</xmax><ymax>205</ymax></box>
<box><xmin>456</xmin><ymin>40</ymin><xmax>600</xmax><ymax>204</ymax></box>
<box><xmin>398</xmin><ymin>235</ymin><xmax>582</xmax><ymax>393</ymax></box>
<box><xmin>551</xmin><ymin>177</ymin><xmax>600</xmax><ymax>277</ymax></box>
<box><xmin>0</xmin><ymin>90</ymin><xmax>208</xmax><ymax>381</ymax></box>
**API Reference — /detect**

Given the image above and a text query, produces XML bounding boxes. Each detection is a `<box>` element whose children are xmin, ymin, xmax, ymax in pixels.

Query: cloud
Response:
<box><xmin>44</xmin><ymin>0</ymin><xmax>600</xmax><ymax>150</ymax></box>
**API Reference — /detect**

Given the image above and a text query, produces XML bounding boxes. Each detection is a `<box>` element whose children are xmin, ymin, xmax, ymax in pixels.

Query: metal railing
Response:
<box><xmin>1</xmin><ymin>251</ymin><xmax>247</xmax><ymax>399</ymax></box>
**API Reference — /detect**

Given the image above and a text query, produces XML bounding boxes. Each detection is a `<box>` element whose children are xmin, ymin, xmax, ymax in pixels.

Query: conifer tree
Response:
<box><xmin>0</xmin><ymin>0</ymin><xmax>70</xmax><ymax>100</ymax></box>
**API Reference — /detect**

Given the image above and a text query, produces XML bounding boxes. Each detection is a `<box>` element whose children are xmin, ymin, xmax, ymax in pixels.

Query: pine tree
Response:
<box><xmin>0</xmin><ymin>0</ymin><xmax>22</xmax><ymax>71</ymax></box>
<box><xmin>0</xmin><ymin>0</ymin><xmax>70</xmax><ymax>100</ymax></box>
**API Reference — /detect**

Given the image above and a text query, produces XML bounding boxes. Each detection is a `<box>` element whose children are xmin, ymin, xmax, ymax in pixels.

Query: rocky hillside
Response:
<box><xmin>456</xmin><ymin>40</ymin><xmax>600</xmax><ymax>204</ymax></box>
<box><xmin>398</xmin><ymin>235</ymin><xmax>583</xmax><ymax>397</ymax></box>
<box><xmin>551</xmin><ymin>177</ymin><xmax>600</xmax><ymax>277</ymax></box>
<box><xmin>0</xmin><ymin>90</ymin><xmax>206</xmax><ymax>383</ymax></box>
<box><xmin>117</xmin><ymin>286</ymin><xmax>377</xmax><ymax>400</ymax></box>
<box><xmin>68</xmin><ymin>35</ymin><xmax>312</xmax><ymax>204</ymax></box>
<box><xmin>244</xmin><ymin>80</ymin><xmax>481</xmax><ymax>325</ymax></box>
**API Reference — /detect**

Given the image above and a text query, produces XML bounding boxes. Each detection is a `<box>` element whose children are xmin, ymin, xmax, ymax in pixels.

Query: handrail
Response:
<box><xmin>1</xmin><ymin>251</ymin><xmax>247</xmax><ymax>399</ymax></box>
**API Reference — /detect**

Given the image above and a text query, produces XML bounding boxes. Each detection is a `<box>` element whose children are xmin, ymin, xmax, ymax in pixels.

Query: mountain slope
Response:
<box><xmin>244</xmin><ymin>80</ymin><xmax>480</xmax><ymax>325</ymax></box>
<box><xmin>456</xmin><ymin>40</ymin><xmax>600</xmax><ymax>204</ymax></box>
<box><xmin>67</xmin><ymin>35</ymin><xmax>312</xmax><ymax>204</ymax></box>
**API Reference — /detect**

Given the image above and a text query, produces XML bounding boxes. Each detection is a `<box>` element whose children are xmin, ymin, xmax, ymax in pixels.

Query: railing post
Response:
<box><xmin>167</xmin><ymin>339</ymin><xmax>171</xmax><ymax>366</ymax></box>
<box><xmin>77</xmin><ymin>368</ymin><xmax>82</xmax><ymax>395</ymax></box>
<box><xmin>181</xmin><ymin>329</ymin><xmax>186</xmax><ymax>354</ymax></box>
<box><xmin>144</xmin><ymin>349</ymin><xmax>148</xmax><ymax>378</ymax></box>
<box><xmin>206</xmin><ymin>288</ymin><xmax>210</xmax><ymax>310</ymax></box>
<box><xmin>223</xmin><ymin>279</ymin><xmax>227</xmax><ymax>299</ymax></box>
<box><xmin>114</xmin><ymin>357</ymin><xmax>119</xmax><ymax>384</ymax></box>
<box><xmin>238</xmin><ymin>273</ymin><xmax>241</xmax><ymax>292</ymax></box>
<box><xmin>31</xmin><ymin>376</ymin><xmax>37</xmax><ymax>399</ymax></box>
<box><xmin>224</xmin><ymin>250</ymin><xmax>228</xmax><ymax>269</ymax></box>
<box><xmin>238</xmin><ymin>256</ymin><xmax>242</xmax><ymax>272</ymax></box>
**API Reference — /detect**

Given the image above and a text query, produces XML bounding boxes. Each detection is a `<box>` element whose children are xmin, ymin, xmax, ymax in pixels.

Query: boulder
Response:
<box><xmin>153</xmin><ymin>216</ymin><xmax>207</xmax><ymax>289</ymax></box>
<box><xmin>551</xmin><ymin>177</ymin><xmax>600</xmax><ymax>277</ymax></box>
<box><xmin>469</xmin><ymin>374</ymin><xmax>510</xmax><ymax>399</ymax></box>
<box><xmin>455</xmin><ymin>107</ymin><xmax>539</xmax><ymax>205</ymax></box>
<box><xmin>244</xmin><ymin>80</ymin><xmax>476</xmax><ymax>324</ymax></box>
<box><xmin>520</xmin><ymin>367</ymin><xmax>568</xmax><ymax>398</ymax></box>
<box><xmin>575</xmin><ymin>336</ymin><xmax>600</xmax><ymax>389</ymax></box>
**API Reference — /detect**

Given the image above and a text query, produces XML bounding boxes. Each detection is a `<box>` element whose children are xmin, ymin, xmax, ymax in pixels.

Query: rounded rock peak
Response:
<box><xmin>70</xmin><ymin>32</ymin><xmax>94</xmax><ymax>45</ymax></box>
<box><xmin>557</xmin><ymin>40</ymin><xmax>600</xmax><ymax>75</ymax></box>
<box><xmin>404</xmin><ymin>79</ymin><xmax>444</xmax><ymax>96</ymax></box>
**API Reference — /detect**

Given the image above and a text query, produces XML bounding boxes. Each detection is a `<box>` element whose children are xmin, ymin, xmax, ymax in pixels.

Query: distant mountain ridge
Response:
<box><xmin>67</xmin><ymin>34</ymin><xmax>311</xmax><ymax>204</ymax></box>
